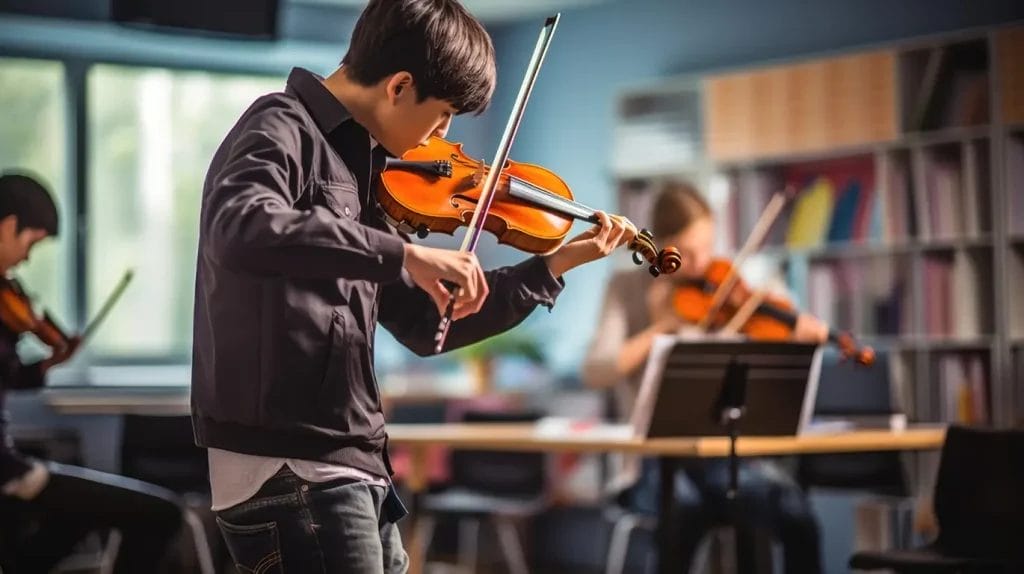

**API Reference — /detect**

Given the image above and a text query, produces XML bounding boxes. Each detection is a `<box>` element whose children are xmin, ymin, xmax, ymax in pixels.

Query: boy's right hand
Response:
<box><xmin>403</xmin><ymin>243</ymin><xmax>488</xmax><ymax>321</ymax></box>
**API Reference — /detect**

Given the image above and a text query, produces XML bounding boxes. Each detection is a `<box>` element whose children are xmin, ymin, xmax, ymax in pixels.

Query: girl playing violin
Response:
<box><xmin>583</xmin><ymin>181</ymin><xmax>827</xmax><ymax>574</ymax></box>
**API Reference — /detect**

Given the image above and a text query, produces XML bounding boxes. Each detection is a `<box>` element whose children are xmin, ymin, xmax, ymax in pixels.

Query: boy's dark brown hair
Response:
<box><xmin>651</xmin><ymin>180</ymin><xmax>711</xmax><ymax>240</ymax></box>
<box><xmin>341</xmin><ymin>0</ymin><xmax>496</xmax><ymax>115</ymax></box>
<box><xmin>0</xmin><ymin>172</ymin><xmax>59</xmax><ymax>236</ymax></box>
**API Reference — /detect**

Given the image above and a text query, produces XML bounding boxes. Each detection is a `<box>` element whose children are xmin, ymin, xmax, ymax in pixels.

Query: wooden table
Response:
<box><xmin>387</xmin><ymin>423</ymin><xmax>946</xmax><ymax>574</ymax></box>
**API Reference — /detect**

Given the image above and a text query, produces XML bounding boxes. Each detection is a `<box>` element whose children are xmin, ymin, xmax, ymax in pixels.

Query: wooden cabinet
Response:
<box><xmin>704</xmin><ymin>51</ymin><xmax>897</xmax><ymax>161</ymax></box>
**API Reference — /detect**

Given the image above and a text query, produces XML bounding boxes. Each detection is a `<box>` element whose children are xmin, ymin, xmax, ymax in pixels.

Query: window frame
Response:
<box><xmin>0</xmin><ymin>16</ymin><xmax>339</xmax><ymax>383</ymax></box>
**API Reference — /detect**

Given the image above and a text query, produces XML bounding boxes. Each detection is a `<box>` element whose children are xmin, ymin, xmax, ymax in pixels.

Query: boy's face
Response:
<box><xmin>0</xmin><ymin>215</ymin><xmax>48</xmax><ymax>273</ymax></box>
<box><xmin>664</xmin><ymin>215</ymin><xmax>716</xmax><ymax>281</ymax></box>
<box><xmin>376</xmin><ymin>72</ymin><xmax>457</xmax><ymax>156</ymax></box>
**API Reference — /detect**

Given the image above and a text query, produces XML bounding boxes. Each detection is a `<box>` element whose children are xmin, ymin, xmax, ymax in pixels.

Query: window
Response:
<box><xmin>0</xmin><ymin>58</ymin><xmax>70</xmax><ymax>361</ymax></box>
<box><xmin>87</xmin><ymin>65</ymin><xmax>282</xmax><ymax>360</ymax></box>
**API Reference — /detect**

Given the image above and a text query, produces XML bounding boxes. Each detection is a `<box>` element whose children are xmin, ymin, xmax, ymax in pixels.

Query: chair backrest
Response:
<box><xmin>120</xmin><ymin>415</ymin><xmax>209</xmax><ymax>494</ymax></box>
<box><xmin>933</xmin><ymin>425</ymin><xmax>1024</xmax><ymax>560</ymax></box>
<box><xmin>449</xmin><ymin>409</ymin><xmax>547</xmax><ymax>498</ymax></box>
<box><xmin>797</xmin><ymin>348</ymin><xmax>908</xmax><ymax>495</ymax></box>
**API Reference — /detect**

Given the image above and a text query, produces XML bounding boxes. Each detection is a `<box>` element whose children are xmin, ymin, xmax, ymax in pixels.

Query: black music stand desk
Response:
<box><xmin>630</xmin><ymin>336</ymin><xmax>824</xmax><ymax>574</ymax></box>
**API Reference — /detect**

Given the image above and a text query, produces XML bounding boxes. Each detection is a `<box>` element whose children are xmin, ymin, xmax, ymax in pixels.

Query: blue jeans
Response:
<box><xmin>216</xmin><ymin>467</ymin><xmax>409</xmax><ymax>574</ymax></box>
<box><xmin>622</xmin><ymin>458</ymin><xmax>821</xmax><ymax>574</ymax></box>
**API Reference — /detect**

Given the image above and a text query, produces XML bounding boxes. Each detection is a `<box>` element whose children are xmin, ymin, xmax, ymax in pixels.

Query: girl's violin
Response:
<box><xmin>673</xmin><ymin>258</ymin><xmax>876</xmax><ymax>365</ymax></box>
<box><xmin>377</xmin><ymin>136</ymin><xmax>682</xmax><ymax>277</ymax></box>
<box><xmin>0</xmin><ymin>276</ymin><xmax>72</xmax><ymax>352</ymax></box>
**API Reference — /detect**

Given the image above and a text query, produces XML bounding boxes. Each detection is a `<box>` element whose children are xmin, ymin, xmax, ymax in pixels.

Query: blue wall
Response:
<box><xmin>470</xmin><ymin>2</ymin><xmax>1023</xmax><ymax>571</ymax></box>
<box><xmin>470</xmin><ymin>0</ymin><xmax>1024</xmax><ymax>375</ymax></box>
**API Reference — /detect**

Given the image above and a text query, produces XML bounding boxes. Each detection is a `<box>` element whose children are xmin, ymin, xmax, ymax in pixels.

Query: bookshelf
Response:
<box><xmin>612</xmin><ymin>23</ymin><xmax>1024</xmax><ymax>427</ymax></box>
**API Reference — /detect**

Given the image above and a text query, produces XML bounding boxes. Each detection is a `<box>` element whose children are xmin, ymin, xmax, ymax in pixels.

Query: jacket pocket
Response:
<box><xmin>321</xmin><ymin>309</ymin><xmax>348</xmax><ymax>393</ymax></box>
<box><xmin>320</xmin><ymin>307</ymin><xmax>375</xmax><ymax>420</ymax></box>
<box><xmin>215</xmin><ymin>518</ymin><xmax>283</xmax><ymax>574</ymax></box>
<box><xmin>317</xmin><ymin>179</ymin><xmax>361</xmax><ymax>221</ymax></box>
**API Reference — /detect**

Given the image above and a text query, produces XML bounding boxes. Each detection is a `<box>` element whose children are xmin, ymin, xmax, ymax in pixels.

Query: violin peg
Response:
<box><xmin>632</xmin><ymin>251</ymin><xmax>644</xmax><ymax>266</ymax></box>
<box><xmin>648</xmin><ymin>266</ymin><xmax>660</xmax><ymax>278</ymax></box>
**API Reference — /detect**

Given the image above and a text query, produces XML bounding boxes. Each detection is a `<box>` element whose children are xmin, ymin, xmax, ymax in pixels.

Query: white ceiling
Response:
<box><xmin>292</xmin><ymin>0</ymin><xmax>612</xmax><ymax>22</ymax></box>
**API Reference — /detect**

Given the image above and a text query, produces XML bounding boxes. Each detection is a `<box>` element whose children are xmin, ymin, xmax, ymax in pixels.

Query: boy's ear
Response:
<box><xmin>386</xmin><ymin>72</ymin><xmax>415</xmax><ymax>104</ymax></box>
<box><xmin>0</xmin><ymin>215</ymin><xmax>17</xmax><ymax>238</ymax></box>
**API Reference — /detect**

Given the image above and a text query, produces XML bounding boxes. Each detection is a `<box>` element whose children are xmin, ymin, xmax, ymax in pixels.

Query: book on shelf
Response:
<box><xmin>1008</xmin><ymin>135</ymin><xmax>1024</xmax><ymax>235</ymax></box>
<box><xmin>938</xmin><ymin>352</ymin><xmax>989</xmax><ymax>425</ymax></box>
<box><xmin>910</xmin><ymin>47</ymin><xmax>947</xmax><ymax>131</ymax></box>
<box><xmin>906</xmin><ymin>41</ymin><xmax>989</xmax><ymax>131</ymax></box>
<box><xmin>807</xmin><ymin>259</ymin><xmax>909</xmax><ymax>337</ymax></box>
<box><xmin>882</xmin><ymin>153</ymin><xmax>915</xmax><ymax>243</ymax></box>
<box><xmin>921</xmin><ymin>250</ymin><xmax>991</xmax><ymax>338</ymax></box>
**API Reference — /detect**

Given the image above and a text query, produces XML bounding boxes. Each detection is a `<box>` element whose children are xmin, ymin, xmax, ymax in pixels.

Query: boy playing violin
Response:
<box><xmin>192</xmin><ymin>1</ymin><xmax>634</xmax><ymax>572</ymax></box>
<box><xmin>0</xmin><ymin>172</ymin><xmax>184</xmax><ymax>573</ymax></box>
<box><xmin>583</xmin><ymin>181</ymin><xmax>828</xmax><ymax>574</ymax></box>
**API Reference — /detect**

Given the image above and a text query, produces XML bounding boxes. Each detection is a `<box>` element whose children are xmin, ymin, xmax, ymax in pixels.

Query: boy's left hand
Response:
<box><xmin>543</xmin><ymin>211</ymin><xmax>636</xmax><ymax>278</ymax></box>
<box><xmin>794</xmin><ymin>313</ymin><xmax>829</xmax><ymax>344</ymax></box>
<box><xmin>40</xmin><ymin>335</ymin><xmax>82</xmax><ymax>373</ymax></box>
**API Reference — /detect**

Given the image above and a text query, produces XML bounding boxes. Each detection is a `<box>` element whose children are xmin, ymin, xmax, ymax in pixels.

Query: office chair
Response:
<box><xmin>798</xmin><ymin>347</ymin><xmax>916</xmax><ymax>549</ymax></box>
<box><xmin>849</xmin><ymin>425</ymin><xmax>1024</xmax><ymax>573</ymax></box>
<box><xmin>119</xmin><ymin>415</ymin><xmax>218</xmax><ymax>574</ymax></box>
<box><xmin>415</xmin><ymin>409</ymin><xmax>548</xmax><ymax>574</ymax></box>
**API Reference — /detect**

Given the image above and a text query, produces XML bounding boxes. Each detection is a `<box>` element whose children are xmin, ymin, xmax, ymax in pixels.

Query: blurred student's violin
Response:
<box><xmin>671</xmin><ymin>189</ymin><xmax>875</xmax><ymax>365</ymax></box>
<box><xmin>378</xmin><ymin>136</ymin><xmax>682</xmax><ymax>276</ymax></box>
<box><xmin>0</xmin><ymin>269</ymin><xmax>133</xmax><ymax>356</ymax></box>
<box><xmin>0</xmin><ymin>276</ymin><xmax>72</xmax><ymax>352</ymax></box>
<box><xmin>673</xmin><ymin>258</ymin><xmax>875</xmax><ymax>364</ymax></box>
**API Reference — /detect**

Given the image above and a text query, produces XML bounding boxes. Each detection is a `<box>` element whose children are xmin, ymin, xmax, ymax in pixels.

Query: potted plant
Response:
<box><xmin>453</xmin><ymin>330</ymin><xmax>545</xmax><ymax>393</ymax></box>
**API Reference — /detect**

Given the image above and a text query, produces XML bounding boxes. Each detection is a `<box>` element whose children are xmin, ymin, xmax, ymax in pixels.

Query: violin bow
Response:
<box><xmin>81</xmin><ymin>268</ymin><xmax>134</xmax><ymax>343</ymax></box>
<box><xmin>433</xmin><ymin>14</ymin><xmax>561</xmax><ymax>354</ymax></box>
<box><xmin>697</xmin><ymin>186</ymin><xmax>791</xmax><ymax>331</ymax></box>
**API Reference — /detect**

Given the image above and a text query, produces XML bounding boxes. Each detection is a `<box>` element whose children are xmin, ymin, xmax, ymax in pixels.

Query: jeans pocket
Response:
<box><xmin>216</xmin><ymin>517</ymin><xmax>283</xmax><ymax>574</ymax></box>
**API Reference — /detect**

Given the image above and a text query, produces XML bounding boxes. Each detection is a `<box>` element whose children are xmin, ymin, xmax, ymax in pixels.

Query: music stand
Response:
<box><xmin>633</xmin><ymin>336</ymin><xmax>823</xmax><ymax>493</ymax></box>
<box><xmin>632</xmin><ymin>337</ymin><xmax>824</xmax><ymax>574</ymax></box>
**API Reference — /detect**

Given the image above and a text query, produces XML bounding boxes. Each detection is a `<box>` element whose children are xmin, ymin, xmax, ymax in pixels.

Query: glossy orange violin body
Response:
<box><xmin>0</xmin><ymin>276</ymin><xmax>71</xmax><ymax>352</ymax></box>
<box><xmin>377</xmin><ymin>137</ymin><xmax>682</xmax><ymax>276</ymax></box>
<box><xmin>674</xmin><ymin>258</ymin><xmax>875</xmax><ymax>365</ymax></box>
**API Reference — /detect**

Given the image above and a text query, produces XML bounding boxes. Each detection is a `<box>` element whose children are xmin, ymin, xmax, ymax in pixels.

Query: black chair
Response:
<box><xmin>800</xmin><ymin>348</ymin><xmax>909</xmax><ymax>490</ymax></box>
<box><xmin>119</xmin><ymin>415</ymin><xmax>219</xmax><ymax>574</ymax></box>
<box><xmin>5</xmin><ymin>427</ymin><xmax>125</xmax><ymax>574</ymax></box>
<box><xmin>798</xmin><ymin>348</ymin><xmax>916</xmax><ymax>552</ymax></box>
<box><xmin>849</xmin><ymin>425</ymin><xmax>1024</xmax><ymax>573</ymax></box>
<box><xmin>415</xmin><ymin>409</ymin><xmax>548</xmax><ymax>574</ymax></box>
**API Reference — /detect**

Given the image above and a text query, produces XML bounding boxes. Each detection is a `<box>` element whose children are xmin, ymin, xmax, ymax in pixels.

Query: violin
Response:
<box><xmin>673</xmin><ymin>258</ymin><xmax>876</xmax><ymax>365</ymax></box>
<box><xmin>378</xmin><ymin>136</ymin><xmax>682</xmax><ymax>276</ymax></box>
<box><xmin>0</xmin><ymin>276</ymin><xmax>72</xmax><ymax>353</ymax></box>
<box><xmin>0</xmin><ymin>269</ymin><xmax>132</xmax><ymax>360</ymax></box>
<box><xmin>376</xmin><ymin>14</ymin><xmax>678</xmax><ymax>353</ymax></box>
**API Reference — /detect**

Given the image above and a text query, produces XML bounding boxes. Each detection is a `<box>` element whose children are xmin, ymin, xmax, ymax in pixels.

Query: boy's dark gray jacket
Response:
<box><xmin>191</xmin><ymin>68</ymin><xmax>564</xmax><ymax>477</ymax></box>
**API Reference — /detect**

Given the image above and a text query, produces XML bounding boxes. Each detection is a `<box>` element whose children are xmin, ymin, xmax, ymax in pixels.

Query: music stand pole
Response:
<box><xmin>717</xmin><ymin>358</ymin><xmax>749</xmax><ymax>500</ymax></box>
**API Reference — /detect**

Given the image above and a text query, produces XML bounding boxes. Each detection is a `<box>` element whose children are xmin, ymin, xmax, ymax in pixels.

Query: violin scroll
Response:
<box><xmin>629</xmin><ymin>228</ymin><xmax>682</xmax><ymax>277</ymax></box>
<box><xmin>835</xmin><ymin>332</ymin><xmax>876</xmax><ymax>366</ymax></box>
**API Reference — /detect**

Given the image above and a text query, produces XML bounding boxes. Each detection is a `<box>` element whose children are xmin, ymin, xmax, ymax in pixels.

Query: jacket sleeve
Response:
<box><xmin>202</xmin><ymin>103</ymin><xmax>405</xmax><ymax>281</ymax></box>
<box><xmin>5</xmin><ymin>360</ymin><xmax>44</xmax><ymax>391</ymax></box>
<box><xmin>378</xmin><ymin>255</ymin><xmax>565</xmax><ymax>357</ymax></box>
